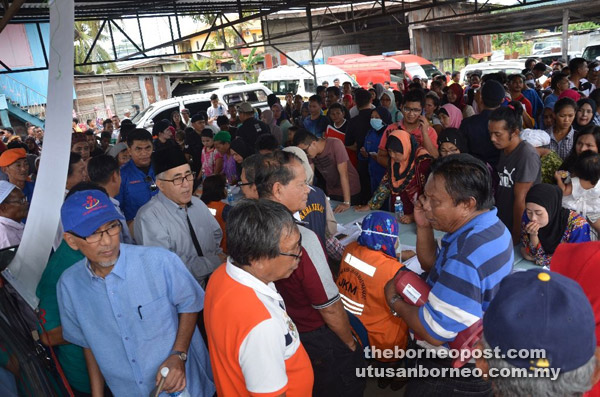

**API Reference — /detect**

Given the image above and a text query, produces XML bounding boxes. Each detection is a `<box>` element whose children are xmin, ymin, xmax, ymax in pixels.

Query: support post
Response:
<box><xmin>3</xmin><ymin>0</ymin><xmax>75</xmax><ymax>309</ymax></box>
<box><xmin>562</xmin><ymin>9</ymin><xmax>569</xmax><ymax>62</ymax></box>
<box><xmin>306</xmin><ymin>5</ymin><xmax>318</xmax><ymax>88</ymax></box>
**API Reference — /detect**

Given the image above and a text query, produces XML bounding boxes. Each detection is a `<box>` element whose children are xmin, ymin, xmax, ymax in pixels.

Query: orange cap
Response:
<box><xmin>0</xmin><ymin>148</ymin><xmax>27</xmax><ymax>167</ymax></box>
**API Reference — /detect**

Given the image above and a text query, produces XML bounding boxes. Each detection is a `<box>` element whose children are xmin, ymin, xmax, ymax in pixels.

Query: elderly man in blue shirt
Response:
<box><xmin>57</xmin><ymin>188</ymin><xmax>215</xmax><ymax>396</ymax></box>
<box><xmin>385</xmin><ymin>154</ymin><xmax>513</xmax><ymax>396</ymax></box>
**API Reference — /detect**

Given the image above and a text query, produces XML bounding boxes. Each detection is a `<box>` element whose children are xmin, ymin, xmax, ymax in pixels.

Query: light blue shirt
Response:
<box><xmin>57</xmin><ymin>244</ymin><xmax>215</xmax><ymax>396</ymax></box>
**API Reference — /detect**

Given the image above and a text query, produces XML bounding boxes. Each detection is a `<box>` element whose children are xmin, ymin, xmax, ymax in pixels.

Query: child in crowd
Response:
<box><xmin>200</xmin><ymin>129</ymin><xmax>217</xmax><ymax>179</ymax></box>
<box><xmin>556</xmin><ymin>150</ymin><xmax>600</xmax><ymax>239</ymax></box>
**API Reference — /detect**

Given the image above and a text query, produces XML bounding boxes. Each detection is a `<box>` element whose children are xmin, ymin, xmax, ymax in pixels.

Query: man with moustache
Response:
<box><xmin>134</xmin><ymin>146</ymin><xmax>225</xmax><ymax>285</ymax></box>
<box><xmin>57</xmin><ymin>188</ymin><xmax>215</xmax><ymax>396</ymax></box>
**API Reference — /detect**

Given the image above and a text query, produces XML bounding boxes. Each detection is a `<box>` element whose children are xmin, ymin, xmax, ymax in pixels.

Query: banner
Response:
<box><xmin>2</xmin><ymin>0</ymin><xmax>75</xmax><ymax>309</ymax></box>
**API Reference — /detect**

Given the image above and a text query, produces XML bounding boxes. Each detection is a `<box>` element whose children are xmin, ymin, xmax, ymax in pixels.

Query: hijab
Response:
<box><xmin>283</xmin><ymin>146</ymin><xmax>314</xmax><ymax>185</ymax></box>
<box><xmin>447</xmin><ymin>83</ymin><xmax>466</xmax><ymax>111</ymax></box>
<box><xmin>574</xmin><ymin>98</ymin><xmax>597</xmax><ymax>131</ymax></box>
<box><xmin>271</xmin><ymin>103</ymin><xmax>288</xmax><ymax>126</ymax></box>
<box><xmin>380</xmin><ymin>90</ymin><xmax>397</xmax><ymax>118</ymax></box>
<box><xmin>358</xmin><ymin>212</ymin><xmax>399</xmax><ymax>258</ymax></box>
<box><xmin>386</xmin><ymin>130</ymin><xmax>428</xmax><ymax>193</ymax></box>
<box><xmin>525</xmin><ymin>183</ymin><xmax>571</xmax><ymax>254</ymax></box>
<box><xmin>374</xmin><ymin>83</ymin><xmax>385</xmax><ymax>100</ymax></box>
<box><xmin>230</xmin><ymin>137</ymin><xmax>252</xmax><ymax>159</ymax></box>
<box><xmin>261</xmin><ymin>109</ymin><xmax>275</xmax><ymax>126</ymax></box>
<box><xmin>437</xmin><ymin>128</ymin><xmax>467</xmax><ymax>153</ymax></box>
<box><xmin>440</xmin><ymin>103</ymin><xmax>463</xmax><ymax>129</ymax></box>
<box><xmin>373</xmin><ymin>106</ymin><xmax>392</xmax><ymax>127</ymax></box>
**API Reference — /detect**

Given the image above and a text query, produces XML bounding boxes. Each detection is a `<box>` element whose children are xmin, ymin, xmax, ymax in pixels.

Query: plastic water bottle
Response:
<box><xmin>226</xmin><ymin>185</ymin><xmax>234</xmax><ymax>205</ymax></box>
<box><xmin>394</xmin><ymin>196</ymin><xmax>404</xmax><ymax>222</ymax></box>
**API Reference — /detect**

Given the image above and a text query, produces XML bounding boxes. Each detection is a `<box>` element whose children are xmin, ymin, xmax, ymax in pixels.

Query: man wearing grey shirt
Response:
<box><xmin>135</xmin><ymin>146</ymin><xmax>225</xmax><ymax>285</ymax></box>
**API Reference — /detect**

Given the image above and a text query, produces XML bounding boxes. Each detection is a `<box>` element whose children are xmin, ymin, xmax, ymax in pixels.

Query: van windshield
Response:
<box><xmin>131</xmin><ymin>105</ymin><xmax>154</xmax><ymax>125</ymax></box>
<box><xmin>260</xmin><ymin>80</ymin><xmax>299</xmax><ymax>95</ymax></box>
<box><xmin>583</xmin><ymin>45</ymin><xmax>600</xmax><ymax>62</ymax></box>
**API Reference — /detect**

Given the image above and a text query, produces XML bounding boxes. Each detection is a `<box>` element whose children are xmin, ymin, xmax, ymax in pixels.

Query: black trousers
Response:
<box><xmin>300</xmin><ymin>326</ymin><xmax>366</xmax><ymax>397</ymax></box>
<box><xmin>403</xmin><ymin>355</ymin><xmax>492</xmax><ymax>397</ymax></box>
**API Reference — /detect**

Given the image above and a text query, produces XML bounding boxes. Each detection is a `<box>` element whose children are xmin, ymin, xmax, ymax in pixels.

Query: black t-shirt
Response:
<box><xmin>345</xmin><ymin>108</ymin><xmax>373</xmax><ymax>149</ymax></box>
<box><xmin>460</xmin><ymin>109</ymin><xmax>501</xmax><ymax>167</ymax></box>
<box><xmin>184</xmin><ymin>127</ymin><xmax>203</xmax><ymax>173</ymax></box>
<box><xmin>153</xmin><ymin>138</ymin><xmax>177</xmax><ymax>152</ymax></box>
<box><xmin>237</xmin><ymin>118</ymin><xmax>269</xmax><ymax>153</ymax></box>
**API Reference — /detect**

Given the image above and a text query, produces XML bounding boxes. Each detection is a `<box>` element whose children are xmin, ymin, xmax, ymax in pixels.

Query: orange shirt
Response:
<box><xmin>206</xmin><ymin>200</ymin><xmax>227</xmax><ymax>252</ymax></box>
<box><xmin>337</xmin><ymin>242</ymin><xmax>409</xmax><ymax>360</ymax></box>
<box><xmin>205</xmin><ymin>262</ymin><xmax>314</xmax><ymax>396</ymax></box>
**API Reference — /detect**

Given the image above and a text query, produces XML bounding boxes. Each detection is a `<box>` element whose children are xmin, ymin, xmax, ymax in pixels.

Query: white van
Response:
<box><xmin>193</xmin><ymin>80</ymin><xmax>248</xmax><ymax>94</ymax></box>
<box><xmin>258</xmin><ymin>64</ymin><xmax>358</xmax><ymax>98</ymax></box>
<box><xmin>133</xmin><ymin>83</ymin><xmax>273</xmax><ymax>130</ymax></box>
<box><xmin>583</xmin><ymin>39</ymin><xmax>600</xmax><ymax>62</ymax></box>
<box><xmin>459</xmin><ymin>60</ymin><xmax>526</xmax><ymax>85</ymax></box>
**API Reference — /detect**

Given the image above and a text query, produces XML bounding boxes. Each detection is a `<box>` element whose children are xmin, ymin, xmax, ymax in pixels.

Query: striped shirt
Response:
<box><xmin>418</xmin><ymin>208</ymin><xmax>513</xmax><ymax>342</ymax></box>
<box><xmin>546</xmin><ymin>126</ymin><xmax>575</xmax><ymax>161</ymax></box>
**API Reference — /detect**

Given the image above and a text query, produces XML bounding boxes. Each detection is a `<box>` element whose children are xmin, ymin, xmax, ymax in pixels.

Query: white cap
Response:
<box><xmin>0</xmin><ymin>181</ymin><xmax>17</xmax><ymax>204</ymax></box>
<box><xmin>107</xmin><ymin>142</ymin><xmax>128</xmax><ymax>158</ymax></box>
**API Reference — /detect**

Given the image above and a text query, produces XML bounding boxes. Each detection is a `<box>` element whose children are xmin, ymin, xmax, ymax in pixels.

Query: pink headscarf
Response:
<box><xmin>441</xmin><ymin>103</ymin><xmax>463</xmax><ymax>129</ymax></box>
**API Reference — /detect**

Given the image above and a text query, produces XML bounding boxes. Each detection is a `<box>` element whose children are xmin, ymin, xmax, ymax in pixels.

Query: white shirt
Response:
<box><xmin>207</xmin><ymin>104</ymin><xmax>228</xmax><ymax>127</ymax></box>
<box><xmin>0</xmin><ymin>216</ymin><xmax>25</xmax><ymax>249</ymax></box>
<box><xmin>562</xmin><ymin>176</ymin><xmax>600</xmax><ymax>229</ymax></box>
<box><xmin>225</xmin><ymin>260</ymin><xmax>303</xmax><ymax>393</ymax></box>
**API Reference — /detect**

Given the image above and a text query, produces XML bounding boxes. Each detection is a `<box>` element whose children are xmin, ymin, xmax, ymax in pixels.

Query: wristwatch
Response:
<box><xmin>389</xmin><ymin>294</ymin><xmax>403</xmax><ymax>317</ymax></box>
<box><xmin>171</xmin><ymin>350</ymin><xmax>187</xmax><ymax>362</ymax></box>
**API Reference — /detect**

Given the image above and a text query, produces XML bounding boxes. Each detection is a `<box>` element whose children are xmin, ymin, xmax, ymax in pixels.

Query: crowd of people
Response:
<box><xmin>1</xmin><ymin>55</ymin><xmax>600</xmax><ymax>397</ymax></box>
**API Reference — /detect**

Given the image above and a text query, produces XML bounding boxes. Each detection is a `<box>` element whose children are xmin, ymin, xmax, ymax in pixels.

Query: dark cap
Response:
<box><xmin>152</xmin><ymin>119</ymin><xmax>171</xmax><ymax>136</ymax></box>
<box><xmin>191</xmin><ymin>112</ymin><xmax>208</xmax><ymax>123</ymax></box>
<box><xmin>481</xmin><ymin>80</ymin><xmax>506</xmax><ymax>108</ymax></box>
<box><xmin>483</xmin><ymin>269</ymin><xmax>596</xmax><ymax>373</ymax></box>
<box><xmin>152</xmin><ymin>146</ymin><xmax>188</xmax><ymax>175</ymax></box>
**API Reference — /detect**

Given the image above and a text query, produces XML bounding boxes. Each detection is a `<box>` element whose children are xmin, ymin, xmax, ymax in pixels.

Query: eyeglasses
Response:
<box><xmin>279</xmin><ymin>236</ymin><xmax>303</xmax><ymax>261</ymax></box>
<box><xmin>237</xmin><ymin>181</ymin><xmax>252</xmax><ymax>187</ymax></box>
<box><xmin>158</xmin><ymin>172</ymin><xmax>195</xmax><ymax>186</ymax></box>
<box><xmin>70</xmin><ymin>222</ymin><xmax>122</xmax><ymax>244</ymax></box>
<box><xmin>403</xmin><ymin>107</ymin><xmax>422</xmax><ymax>114</ymax></box>
<box><xmin>4</xmin><ymin>197</ymin><xmax>27</xmax><ymax>205</ymax></box>
<box><xmin>144</xmin><ymin>175</ymin><xmax>158</xmax><ymax>191</ymax></box>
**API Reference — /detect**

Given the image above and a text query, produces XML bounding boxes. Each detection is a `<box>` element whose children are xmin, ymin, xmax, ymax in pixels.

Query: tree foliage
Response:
<box><xmin>74</xmin><ymin>21</ymin><xmax>118</xmax><ymax>74</ymax></box>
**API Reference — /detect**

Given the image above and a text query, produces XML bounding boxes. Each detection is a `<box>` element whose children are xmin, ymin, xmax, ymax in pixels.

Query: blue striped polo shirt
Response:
<box><xmin>418</xmin><ymin>207</ymin><xmax>513</xmax><ymax>342</ymax></box>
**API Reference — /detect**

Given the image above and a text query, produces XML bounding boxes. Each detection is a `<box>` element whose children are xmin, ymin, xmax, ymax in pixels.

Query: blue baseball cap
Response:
<box><xmin>483</xmin><ymin>269</ymin><xmax>596</xmax><ymax>372</ymax></box>
<box><xmin>61</xmin><ymin>190</ymin><xmax>124</xmax><ymax>237</ymax></box>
